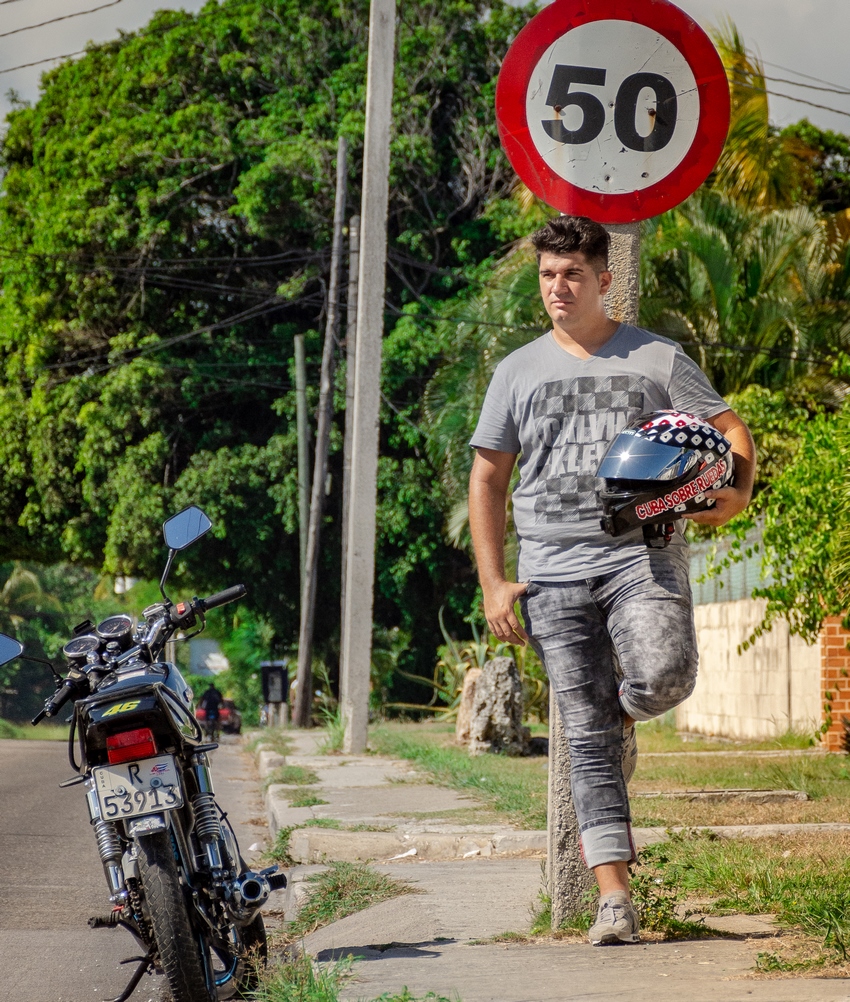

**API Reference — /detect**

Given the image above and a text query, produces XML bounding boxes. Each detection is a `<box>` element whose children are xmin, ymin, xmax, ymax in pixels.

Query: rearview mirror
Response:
<box><xmin>163</xmin><ymin>506</ymin><xmax>212</xmax><ymax>551</ymax></box>
<box><xmin>0</xmin><ymin>634</ymin><xmax>23</xmax><ymax>667</ymax></box>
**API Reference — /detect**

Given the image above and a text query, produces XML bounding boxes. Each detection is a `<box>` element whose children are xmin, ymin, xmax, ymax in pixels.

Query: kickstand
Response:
<box><xmin>103</xmin><ymin>949</ymin><xmax>155</xmax><ymax>1002</ymax></box>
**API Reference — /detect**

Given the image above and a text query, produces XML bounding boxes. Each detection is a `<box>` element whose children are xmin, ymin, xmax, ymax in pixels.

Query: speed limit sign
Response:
<box><xmin>496</xmin><ymin>0</ymin><xmax>730</xmax><ymax>222</ymax></box>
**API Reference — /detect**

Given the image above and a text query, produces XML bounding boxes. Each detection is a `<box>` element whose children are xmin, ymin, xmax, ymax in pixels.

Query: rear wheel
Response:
<box><xmin>137</xmin><ymin>830</ymin><xmax>213</xmax><ymax>1002</ymax></box>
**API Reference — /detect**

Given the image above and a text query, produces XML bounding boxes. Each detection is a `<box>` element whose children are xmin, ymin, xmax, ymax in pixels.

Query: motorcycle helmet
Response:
<box><xmin>597</xmin><ymin>410</ymin><xmax>734</xmax><ymax>540</ymax></box>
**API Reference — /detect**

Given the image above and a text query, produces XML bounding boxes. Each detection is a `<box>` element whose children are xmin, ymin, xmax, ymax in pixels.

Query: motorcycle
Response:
<box><xmin>0</xmin><ymin>505</ymin><xmax>286</xmax><ymax>1002</ymax></box>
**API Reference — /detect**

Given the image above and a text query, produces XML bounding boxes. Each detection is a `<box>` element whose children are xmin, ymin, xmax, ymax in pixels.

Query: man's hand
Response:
<box><xmin>682</xmin><ymin>485</ymin><xmax>750</xmax><ymax>526</ymax></box>
<box><xmin>683</xmin><ymin>409</ymin><xmax>756</xmax><ymax>527</ymax></box>
<box><xmin>483</xmin><ymin>580</ymin><xmax>529</xmax><ymax>644</ymax></box>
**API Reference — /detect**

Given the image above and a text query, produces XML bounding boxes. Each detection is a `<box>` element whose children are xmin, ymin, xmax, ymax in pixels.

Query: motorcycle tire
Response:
<box><xmin>137</xmin><ymin>830</ymin><xmax>214</xmax><ymax>1002</ymax></box>
<box><xmin>233</xmin><ymin>912</ymin><xmax>267</xmax><ymax>998</ymax></box>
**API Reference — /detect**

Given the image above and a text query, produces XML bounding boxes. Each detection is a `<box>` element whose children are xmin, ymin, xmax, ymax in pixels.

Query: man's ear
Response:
<box><xmin>599</xmin><ymin>269</ymin><xmax>613</xmax><ymax>297</ymax></box>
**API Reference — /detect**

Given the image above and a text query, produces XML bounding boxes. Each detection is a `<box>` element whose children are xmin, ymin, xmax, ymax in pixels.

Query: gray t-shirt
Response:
<box><xmin>469</xmin><ymin>324</ymin><xmax>729</xmax><ymax>582</ymax></box>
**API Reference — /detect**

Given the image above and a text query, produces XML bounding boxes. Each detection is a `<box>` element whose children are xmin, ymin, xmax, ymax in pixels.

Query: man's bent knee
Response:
<box><xmin>617</xmin><ymin>658</ymin><xmax>698</xmax><ymax>722</ymax></box>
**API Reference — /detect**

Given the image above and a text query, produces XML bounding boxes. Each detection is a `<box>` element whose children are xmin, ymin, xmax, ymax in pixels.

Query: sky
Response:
<box><xmin>0</xmin><ymin>0</ymin><xmax>849</xmax><ymax>133</ymax></box>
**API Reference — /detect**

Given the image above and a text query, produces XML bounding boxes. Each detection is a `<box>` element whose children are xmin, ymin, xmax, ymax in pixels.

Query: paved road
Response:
<box><xmin>0</xmin><ymin>736</ymin><xmax>270</xmax><ymax>1002</ymax></box>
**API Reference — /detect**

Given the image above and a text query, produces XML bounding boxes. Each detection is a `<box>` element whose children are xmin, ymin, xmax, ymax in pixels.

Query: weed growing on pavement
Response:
<box><xmin>246</xmin><ymin>729</ymin><xmax>293</xmax><ymax>757</ymax></box>
<box><xmin>641</xmin><ymin>829</ymin><xmax>850</xmax><ymax>969</ymax></box>
<box><xmin>253</xmin><ymin>954</ymin><xmax>460</xmax><ymax>1002</ymax></box>
<box><xmin>251</xmin><ymin>954</ymin><xmax>351</xmax><ymax>1001</ymax></box>
<box><xmin>288</xmin><ymin>790</ymin><xmax>329</xmax><ymax>808</ymax></box>
<box><xmin>264</xmin><ymin>764</ymin><xmax>320</xmax><ymax>788</ymax></box>
<box><xmin>282</xmin><ymin>861</ymin><xmax>415</xmax><ymax>943</ymax></box>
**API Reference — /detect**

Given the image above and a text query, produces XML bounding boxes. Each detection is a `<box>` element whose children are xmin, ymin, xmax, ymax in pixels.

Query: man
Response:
<box><xmin>197</xmin><ymin>682</ymin><xmax>224</xmax><ymax>735</ymax></box>
<box><xmin>468</xmin><ymin>215</ymin><xmax>755</xmax><ymax>945</ymax></box>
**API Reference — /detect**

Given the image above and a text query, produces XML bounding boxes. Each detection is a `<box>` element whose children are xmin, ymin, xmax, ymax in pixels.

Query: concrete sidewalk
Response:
<box><xmin>256</xmin><ymin>730</ymin><xmax>850</xmax><ymax>1002</ymax></box>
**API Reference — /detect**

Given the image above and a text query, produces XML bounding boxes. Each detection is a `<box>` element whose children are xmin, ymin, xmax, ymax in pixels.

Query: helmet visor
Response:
<box><xmin>597</xmin><ymin>434</ymin><xmax>693</xmax><ymax>482</ymax></box>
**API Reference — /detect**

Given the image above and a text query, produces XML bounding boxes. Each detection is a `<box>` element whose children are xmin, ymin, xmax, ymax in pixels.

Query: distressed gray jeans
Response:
<box><xmin>520</xmin><ymin>549</ymin><xmax>698</xmax><ymax>869</ymax></box>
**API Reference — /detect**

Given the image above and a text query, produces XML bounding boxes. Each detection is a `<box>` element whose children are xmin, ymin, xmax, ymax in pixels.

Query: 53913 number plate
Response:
<box><xmin>93</xmin><ymin>755</ymin><xmax>183</xmax><ymax>819</ymax></box>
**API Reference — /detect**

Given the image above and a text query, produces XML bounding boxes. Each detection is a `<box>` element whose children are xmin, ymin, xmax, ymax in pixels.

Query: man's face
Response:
<box><xmin>538</xmin><ymin>250</ymin><xmax>611</xmax><ymax>328</ymax></box>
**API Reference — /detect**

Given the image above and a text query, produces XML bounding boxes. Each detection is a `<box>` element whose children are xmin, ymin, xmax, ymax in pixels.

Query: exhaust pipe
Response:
<box><xmin>227</xmin><ymin>871</ymin><xmax>272</xmax><ymax>922</ymax></box>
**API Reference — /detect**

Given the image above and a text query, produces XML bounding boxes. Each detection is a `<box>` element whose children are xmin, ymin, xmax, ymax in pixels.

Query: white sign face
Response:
<box><xmin>526</xmin><ymin>19</ymin><xmax>700</xmax><ymax>195</ymax></box>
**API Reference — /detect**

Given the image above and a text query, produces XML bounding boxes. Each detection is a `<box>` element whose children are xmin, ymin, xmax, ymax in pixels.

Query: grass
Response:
<box><xmin>0</xmin><ymin>718</ymin><xmax>70</xmax><ymax>740</ymax></box>
<box><xmin>372</xmin><ymin>721</ymin><xmax>850</xmax><ymax>829</ymax></box>
<box><xmin>264</xmin><ymin>764</ymin><xmax>320</xmax><ymax>789</ymax></box>
<box><xmin>371</xmin><ymin>723</ymin><xmax>548</xmax><ymax>829</ymax></box>
<box><xmin>633</xmin><ymin>829</ymin><xmax>850</xmax><ymax>971</ymax></box>
<box><xmin>288</xmin><ymin>790</ymin><xmax>330</xmax><ymax>808</ymax></box>
<box><xmin>265</xmin><ymin>819</ymin><xmax>395</xmax><ymax>866</ymax></box>
<box><xmin>252</xmin><ymin>954</ymin><xmax>458</xmax><ymax>1002</ymax></box>
<box><xmin>636</xmin><ymin>715</ymin><xmax>816</xmax><ymax>754</ymax></box>
<box><xmin>246</xmin><ymin>728</ymin><xmax>293</xmax><ymax>757</ymax></box>
<box><xmin>279</xmin><ymin>860</ymin><xmax>415</xmax><ymax>943</ymax></box>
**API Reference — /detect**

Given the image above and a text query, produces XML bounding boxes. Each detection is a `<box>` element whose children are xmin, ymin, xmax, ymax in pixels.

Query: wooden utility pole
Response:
<box><xmin>339</xmin><ymin>0</ymin><xmax>396</xmax><ymax>754</ymax></box>
<box><xmin>294</xmin><ymin>333</ymin><xmax>310</xmax><ymax>589</ymax></box>
<box><xmin>293</xmin><ymin>136</ymin><xmax>349</xmax><ymax>728</ymax></box>
<box><xmin>340</xmin><ymin>213</ymin><xmax>361</xmax><ymax>667</ymax></box>
<box><xmin>547</xmin><ymin>221</ymin><xmax>641</xmax><ymax>926</ymax></box>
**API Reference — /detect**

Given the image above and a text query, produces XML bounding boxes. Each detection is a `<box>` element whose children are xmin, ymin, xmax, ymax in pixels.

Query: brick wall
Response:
<box><xmin>820</xmin><ymin>616</ymin><xmax>850</xmax><ymax>751</ymax></box>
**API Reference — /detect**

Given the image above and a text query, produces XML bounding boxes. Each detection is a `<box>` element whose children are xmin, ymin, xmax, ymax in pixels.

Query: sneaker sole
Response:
<box><xmin>590</xmin><ymin>931</ymin><xmax>641</xmax><ymax>946</ymax></box>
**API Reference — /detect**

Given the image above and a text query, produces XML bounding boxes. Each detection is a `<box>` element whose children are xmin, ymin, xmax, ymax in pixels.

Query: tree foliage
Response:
<box><xmin>0</xmin><ymin>0</ymin><xmax>534</xmax><ymax>670</ymax></box>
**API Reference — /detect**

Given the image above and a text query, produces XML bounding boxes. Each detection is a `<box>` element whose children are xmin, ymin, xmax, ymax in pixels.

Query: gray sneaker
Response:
<box><xmin>622</xmin><ymin>723</ymin><xmax>638</xmax><ymax>784</ymax></box>
<box><xmin>588</xmin><ymin>891</ymin><xmax>640</xmax><ymax>946</ymax></box>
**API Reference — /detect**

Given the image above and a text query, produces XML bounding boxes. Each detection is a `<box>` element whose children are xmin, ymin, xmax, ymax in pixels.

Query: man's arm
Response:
<box><xmin>684</xmin><ymin>408</ymin><xmax>756</xmax><ymax>526</ymax></box>
<box><xmin>469</xmin><ymin>447</ymin><xmax>528</xmax><ymax>644</ymax></box>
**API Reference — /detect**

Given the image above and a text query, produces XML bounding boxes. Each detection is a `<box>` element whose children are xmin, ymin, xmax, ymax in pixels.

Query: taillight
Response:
<box><xmin>107</xmin><ymin>727</ymin><xmax>158</xmax><ymax>764</ymax></box>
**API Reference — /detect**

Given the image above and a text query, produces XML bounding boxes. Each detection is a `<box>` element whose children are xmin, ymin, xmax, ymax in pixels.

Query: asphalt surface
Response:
<box><xmin>0</xmin><ymin>735</ymin><xmax>270</xmax><ymax>1002</ymax></box>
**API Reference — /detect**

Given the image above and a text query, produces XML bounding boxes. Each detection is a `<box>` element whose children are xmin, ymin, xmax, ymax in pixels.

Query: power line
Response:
<box><xmin>0</xmin><ymin>50</ymin><xmax>86</xmax><ymax>76</ymax></box>
<box><xmin>763</xmin><ymin>75</ymin><xmax>850</xmax><ymax>98</ymax></box>
<box><xmin>762</xmin><ymin>60</ymin><xmax>850</xmax><ymax>95</ymax></box>
<box><xmin>0</xmin><ymin>0</ymin><xmax>123</xmax><ymax>41</ymax></box>
<box><xmin>737</xmin><ymin>81</ymin><xmax>850</xmax><ymax>120</ymax></box>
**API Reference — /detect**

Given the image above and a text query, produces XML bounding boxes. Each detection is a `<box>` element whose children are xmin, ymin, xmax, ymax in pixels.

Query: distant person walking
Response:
<box><xmin>468</xmin><ymin>215</ymin><xmax>755</xmax><ymax>945</ymax></box>
<box><xmin>197</xmin><ymin>682</ymin><xmax>224</xmax><ymax>738</ymax></box>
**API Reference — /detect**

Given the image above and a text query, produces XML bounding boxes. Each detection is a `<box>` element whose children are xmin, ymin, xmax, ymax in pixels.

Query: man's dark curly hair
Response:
<box><xmin>530</xmin><ymin>215</ymin><xmax>610</xmax><ymax>271</ymax></box>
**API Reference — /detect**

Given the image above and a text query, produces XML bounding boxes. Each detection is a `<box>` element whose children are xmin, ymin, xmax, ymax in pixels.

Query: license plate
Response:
<box><xmin>93</xmin><ymin>755</ymin><xmax>183</xmax><ymax>820</ymax></box>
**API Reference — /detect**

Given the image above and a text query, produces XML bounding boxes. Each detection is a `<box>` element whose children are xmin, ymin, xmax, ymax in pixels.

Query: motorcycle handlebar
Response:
<box><xmin>198</xmin><ymin>584</ymin><xmax>247</xmax><ymax>612</ymax></box>
<box><xmin>33</xmin><ymin>678</ymin><xmax>77</xmax><ymax>725</ymax></box>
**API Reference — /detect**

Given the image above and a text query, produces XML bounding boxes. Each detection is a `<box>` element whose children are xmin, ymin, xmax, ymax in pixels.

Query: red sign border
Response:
<box><xmin>495</xmin><ymin>0</ymin><xmax>731</xmax><ymax>223</ymax></box>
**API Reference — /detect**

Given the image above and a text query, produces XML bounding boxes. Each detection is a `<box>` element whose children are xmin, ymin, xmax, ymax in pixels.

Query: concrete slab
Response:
<box><xmin>335</xmin><ymin>940</ymin><xmax>850</xmax><ymax>1002</ymax></box>
<box><xmin>303</xmin><ymin>859</ymin><xmax>543</xmax><ymax>957</ymax></box>
<box><xmin>288</xmin><ymin>829</ymin><xmax>545</xmax><ymax>863</ymax></box>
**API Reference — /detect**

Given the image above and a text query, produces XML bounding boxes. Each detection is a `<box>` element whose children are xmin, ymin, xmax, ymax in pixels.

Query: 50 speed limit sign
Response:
<box><xmin>496</xmin><ymin>0</ymin><xmax>730</xmax><ymax>222</ymax></box>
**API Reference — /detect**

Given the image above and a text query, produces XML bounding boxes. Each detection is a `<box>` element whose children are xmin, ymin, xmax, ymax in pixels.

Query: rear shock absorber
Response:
<box><xmin>192</xmin><ymin>753</ymin><xmax>224</xmax><ymax>872</ymax></box>
<box><xmin>192</xmin><ymin>792</ymin><xmax>222</xmax><ymax>843</ymax></box>
<box><xmin>86</xmin><ymin>781</ymin><xmax>128</xmax><ymax>904</ymax></box>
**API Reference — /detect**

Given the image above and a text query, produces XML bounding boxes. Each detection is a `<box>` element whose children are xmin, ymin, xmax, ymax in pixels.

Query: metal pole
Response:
<box><xmin>294</xmin><ymin>136</ymin><xmax>349</xmax><ymax>728</ymax></box>
<box><xmin>548</xmin><ymin>220</ymin><xmax>641</xmax><ymax>926</ymax></box>
<box><xmin>340</xmin><ymin>213</ymin><xmax>361</xmax><ymax>669</ymax></box>
<box><xmin>339</xmin><ymin>0</ymin><xmax>396</xmax><ymax>754</ymax></box>
<box><xmin>294</xmin><ymin>333</ymin><xmax>310</xmax><ymax>590</ymax></box>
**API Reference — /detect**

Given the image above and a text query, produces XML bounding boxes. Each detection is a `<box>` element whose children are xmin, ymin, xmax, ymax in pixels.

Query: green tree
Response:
<box><xmin>0</xmin><ymin>0</ymin><xmax>534</xmax><ymax>674</ymax></box>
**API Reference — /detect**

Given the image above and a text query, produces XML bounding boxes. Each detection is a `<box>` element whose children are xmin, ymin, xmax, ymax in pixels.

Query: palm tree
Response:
<box><xmin>421</xmin><ymin>246</ymin><xmax>545</xmax><ymax>560</ymax></box>
<box><xmin>641</xmin><ymin>189</ymin><xmax>850</xmax><ymax>396</ymax></box>
<box><xmin>710</xmin><ymin>20</ymin><xmax>816</xmax><ymax>209</ymax></box>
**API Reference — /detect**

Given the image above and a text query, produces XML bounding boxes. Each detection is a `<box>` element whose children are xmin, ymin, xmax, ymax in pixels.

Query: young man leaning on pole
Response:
<box><xmin>468</xmin><ymin>215</ymin><xmax>756</xmax><ymax>946</ymax></box>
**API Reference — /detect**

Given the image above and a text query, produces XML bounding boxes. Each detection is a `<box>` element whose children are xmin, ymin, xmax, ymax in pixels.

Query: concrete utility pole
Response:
<box><xmin>340</xmin><ymin>213</ymin><xmax>361</xmax><ymax>669</ymax></box>
<box><xmin>294</xmin><ymin>136</ymin><xmax>349</xmax><ymax>728</ymax></box>
<box><xmin>339</xmin><ymin>0</ymin><xmax>396</xmax><ymax>754</ymax></box>
<box><xmin>548</xmin><ymin>220</ymin><xmax>641</xmax><ymax>927</ymax></box>
<box><xmin>294</xmin><ymin>334</ymin><xmax>310</xmax><ymax>590</ymax></box>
